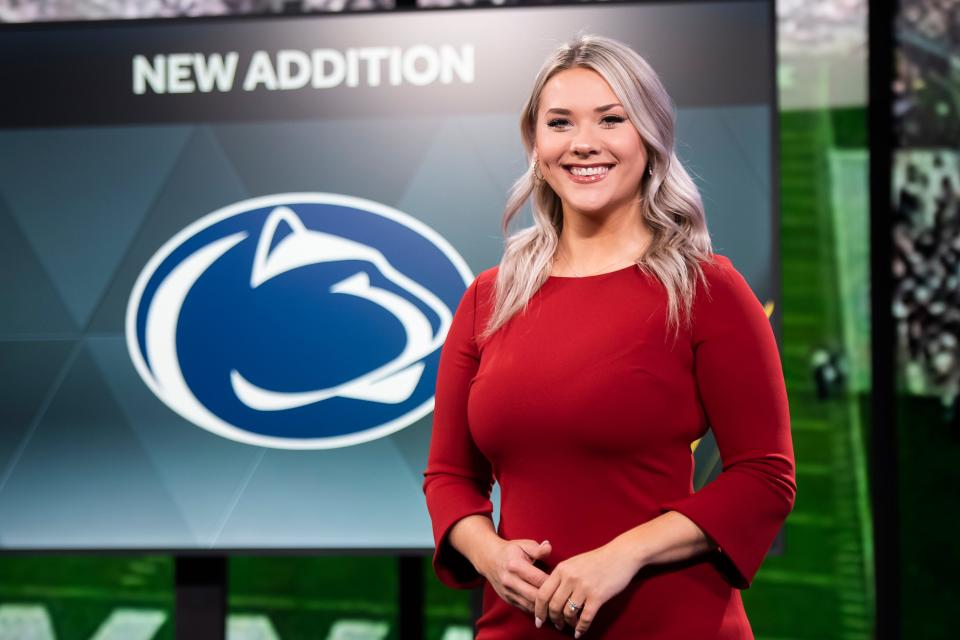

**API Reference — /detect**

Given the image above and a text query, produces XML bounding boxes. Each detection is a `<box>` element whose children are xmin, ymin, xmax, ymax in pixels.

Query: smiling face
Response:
<box><xmin>534</xmin><ymin>67</ymin><xmax>648</xmax><ymax>220</ymax></box>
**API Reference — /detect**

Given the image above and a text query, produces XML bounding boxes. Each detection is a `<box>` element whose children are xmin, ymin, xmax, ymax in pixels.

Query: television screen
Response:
<box><xmin>0</xmin><ymin>0</ymin><xmax>776</xmax><ymax>551</ymax></box>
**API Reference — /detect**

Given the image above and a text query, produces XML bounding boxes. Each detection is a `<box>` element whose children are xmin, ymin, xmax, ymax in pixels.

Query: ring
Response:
<box><xmin>567</xmin><ymin>598</ymin><xmax>581</xmax><ymax>613</ymax></box>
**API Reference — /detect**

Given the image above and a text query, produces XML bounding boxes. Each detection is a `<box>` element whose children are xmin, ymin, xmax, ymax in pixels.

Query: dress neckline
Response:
<box><xmin>546</xmin><ymin>263</ymin><xmax>640</xmax><ymax>281</ymax></box>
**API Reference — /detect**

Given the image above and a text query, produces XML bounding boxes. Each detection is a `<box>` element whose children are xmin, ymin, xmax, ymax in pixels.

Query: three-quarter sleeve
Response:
<box><xmin>422</xmin><ymin>273</ymin><xmax>495</xmax><ymax>589</ymax></box>
<box><xmin>659</xmin><ymin>255</ymin><xmax>797</xmax><ymax>589</ymax></box>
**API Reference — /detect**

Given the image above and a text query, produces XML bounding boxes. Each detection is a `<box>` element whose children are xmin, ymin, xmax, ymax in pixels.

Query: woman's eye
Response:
<box><xmin>546</xmin><ymin>115</ymin><xmax>626</xmax><ymax>129</ymax></box>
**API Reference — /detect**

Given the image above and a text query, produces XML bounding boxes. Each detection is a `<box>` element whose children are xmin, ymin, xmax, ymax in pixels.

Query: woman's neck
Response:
<box><xmin>554</xmin><ymin>202</ymin><xmax>653</xmax><ymax>275</ymax></box>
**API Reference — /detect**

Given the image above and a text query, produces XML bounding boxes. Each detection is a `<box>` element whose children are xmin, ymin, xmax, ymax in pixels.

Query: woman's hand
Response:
<box><xmin>533</xmin><ymin>539</ymin><xmax>643</xmax><ymax>637</ymax></box>
<box><xmin>478</xmin><ymin>539</ymin><xmax>553</xmax><ymax>614</ymax></box>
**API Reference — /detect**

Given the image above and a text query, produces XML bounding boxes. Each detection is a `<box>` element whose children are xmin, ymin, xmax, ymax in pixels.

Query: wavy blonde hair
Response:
<box><xmin>479</xmin><ymin>33</ymin><xmax>715</xmax><ymax>343</ymax></box>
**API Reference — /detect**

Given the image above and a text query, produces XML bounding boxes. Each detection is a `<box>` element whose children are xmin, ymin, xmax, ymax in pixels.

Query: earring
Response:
<box><xmin>648</xmin><ymin>166</ymin><xmax>653</xmax><ymax>176</ymax></box>
<box><xmin>533</xmin><ymin>160</ymin><xmax>544</xmax><ymax>181</ymax></box>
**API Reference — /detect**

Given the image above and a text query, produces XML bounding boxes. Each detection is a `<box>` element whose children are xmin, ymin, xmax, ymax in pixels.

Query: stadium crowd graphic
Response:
<box><xmin>896</xmin><ymin>0</ymin><xmax>960</xmax><ymax>145</ymax></box>
<box><xmin>894</xmin><ymin>0</ymin><xmax>960</xmax><ymax>421</ymax></box>
<box><xmin>893</xmin><ymin>152</ymin><xmax>960</xmax><ymax>419</ymax></box>
<box><xmin>0</xmin><ymin>0</ymin><xmax>389</xmax><ymax>20</ymax></box>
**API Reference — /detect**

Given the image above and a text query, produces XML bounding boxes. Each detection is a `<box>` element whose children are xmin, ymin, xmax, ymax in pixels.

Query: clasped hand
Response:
<box><xmin>481</xmin><ymin>537</ymin><xmax>641</xmax><ymax>637</ymax></box>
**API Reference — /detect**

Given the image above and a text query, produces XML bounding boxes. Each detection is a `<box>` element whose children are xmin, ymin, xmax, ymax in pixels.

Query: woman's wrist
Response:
<box><xmin>608</xmin><ymin>511</ymin><xmax>719</xmax><ymax>573</ymax></box>
<box><xmin>449</xmin><ymin>515</ymin><xmax>505</xmax><ymax>578</ymax></box>
<box><xmin>608</xmin><ymin>529</ymin><xmax>651</xmax><ymax>574</ymax></box>
<box><xmin>470</xmin><ymin>529</ymin><xmax>507</xmax><ymax>579</ymax></box>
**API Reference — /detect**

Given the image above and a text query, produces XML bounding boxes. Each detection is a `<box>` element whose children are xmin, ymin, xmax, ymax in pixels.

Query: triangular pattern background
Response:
<box><xmin>0</xmin><ymin>105</ymin><xmax>769</xmax><ymax>549</ymax></box>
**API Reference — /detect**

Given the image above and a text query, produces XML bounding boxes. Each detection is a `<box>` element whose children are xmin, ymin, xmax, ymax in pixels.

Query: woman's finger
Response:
<box><xmin>513</xmin><ymin>594</ymin><xmax>535</xmax><ymax>614</ymax></box>
<box><xmin>547</xmin><ymin>580</ymin><xmax>574</xmax><ymax>629</ymax></box>
<box><xmin>575</xmin><ymin>600</ymin><xmax>600</xmax><ymax>638</ymax></box>
<box><xmin>563</xmin><ymin>588</ymin><xmax>587</xmax><ymax>628</ymax></box>
<box><xmin>534</xmin><ymin>571</ymin><xmax>561</xmax><ymax>627</ymax></box>
<box><xmin>513</xmin><ymin>559</ymin><xmax>550</xmax><ymax>589</ymax></box>
<box><xmin>501</xmin><ymin>580</ymin><xmax>535</xmax><ymax>614</ymax></box>
<box><xmin>502</xmin><ymin>575</ymin><xmax>536</xmax><ymax>611</ymax></box>
<box><xmin>508</xmin><ymin>573</ymin><xmax>541</xmax><ymax>606</ymax></box>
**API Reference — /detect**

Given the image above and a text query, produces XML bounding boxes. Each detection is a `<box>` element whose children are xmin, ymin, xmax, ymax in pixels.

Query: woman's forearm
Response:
<box><xmin>450</xmin><ymin>510</ymin><xmax>715</xmax><ymax>579</ymax></box>
<box><xmin>610</xmin><ymin>510</ymin><xmax>719</xmax><ymax>572</ymax></box>
<box><xmin>448</xmin><ymin>514</ymin><xmax>506</xmax><ymax>578</ymax></box>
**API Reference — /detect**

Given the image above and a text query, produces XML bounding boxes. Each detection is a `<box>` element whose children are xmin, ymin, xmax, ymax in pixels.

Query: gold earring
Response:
<box><xmin>533</xmin><ymin>160</ymin><xmax>544</xmax><ymax>181</ymax></box>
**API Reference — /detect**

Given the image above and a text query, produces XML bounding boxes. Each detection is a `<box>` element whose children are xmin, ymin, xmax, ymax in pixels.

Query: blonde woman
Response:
<box><xmin>423</xmin><ymin>34</ymin><xmax>796</xmax><ymax>639</ymax></box>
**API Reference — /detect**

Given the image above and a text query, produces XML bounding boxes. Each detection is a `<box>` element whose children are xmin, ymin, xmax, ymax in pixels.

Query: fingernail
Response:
<box><xmin>542</xmin><ymin>540</ymin><xmax>550</xmax><ymax>545</ymax></box>
<box><xmin>575</xmin><ymin>632</ymin><xmax>582</xmax><ymax>639</ymax></box>
<box><xmin>535</xmin><ymin>617</ymin><xmax>542</xmax><ymax>629</ymax></box>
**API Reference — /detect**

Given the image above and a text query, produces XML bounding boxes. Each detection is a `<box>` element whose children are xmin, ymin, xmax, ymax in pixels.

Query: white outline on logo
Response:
<box><xmin>125</xmin><ymin>193</ymin><xmax>473</xmax><ymax>450</ymax></box>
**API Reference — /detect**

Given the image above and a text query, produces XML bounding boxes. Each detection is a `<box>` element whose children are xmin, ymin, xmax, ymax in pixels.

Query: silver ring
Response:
<box><xmin>567</xmin><ymin>598</ymin><xmax>581</xmax><ymax>613</ymax></box>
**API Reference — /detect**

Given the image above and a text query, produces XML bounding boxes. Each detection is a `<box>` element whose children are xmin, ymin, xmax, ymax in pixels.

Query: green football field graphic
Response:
<box><xmin>0</xmin><ymin>107</ymin><xmax>875</xmax><ymax>639</ymax></box>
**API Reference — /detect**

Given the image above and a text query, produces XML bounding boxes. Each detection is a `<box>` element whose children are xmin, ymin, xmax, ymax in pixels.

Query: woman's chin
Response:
<box><xmin>564</xmin><ymin>196</ymin><xmax>618</xmax><ymax>216</ymax></box>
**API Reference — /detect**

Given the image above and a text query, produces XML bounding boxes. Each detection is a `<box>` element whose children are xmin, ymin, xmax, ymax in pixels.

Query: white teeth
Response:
<box><xmin>570</xmin><ymin>166</ymin><xmax>610</xmax><ymax>176</ymax></box>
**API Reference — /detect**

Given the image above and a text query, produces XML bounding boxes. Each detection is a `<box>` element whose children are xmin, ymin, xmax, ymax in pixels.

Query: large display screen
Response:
<box><xmin>0</xmin><ymin>1</ymin><xmax>776</xmax><ymax>551</ymax></box>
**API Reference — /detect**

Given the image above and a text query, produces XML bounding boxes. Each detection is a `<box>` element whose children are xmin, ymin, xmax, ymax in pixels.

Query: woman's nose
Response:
<box><xmin>570</xmin><ymin>141</ymin><xmax>599</xmax><ymax>157</ymax></box>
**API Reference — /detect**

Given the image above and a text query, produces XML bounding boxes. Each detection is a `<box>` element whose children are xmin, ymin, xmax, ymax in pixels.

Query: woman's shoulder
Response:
<box><xmin>691</xmin><ymin>252</ymin><xmax>766</xmax><ymax>327</ymax></box>
<box><xmin>453</xmin><ymin>267</ymin><xmax>499</xmax><ymax>324</ymax></box>
<box><xmin>467</xmin><ymin>265</ymin><xmax>500</xmax><ymax>300</ymax></box>
<box><xmin>474</xmin><ymin>265</ymin><xmax>500</xmax><ymax>286</ymax></box>
<box><xmin>696</xmin><ymin>252</ymin><xmax>736</xmax><ymax>280</ymax></box>
<box><xmin>693</xmin><ymin>252</ymin><xmax>746</xmax><ymax>296</ymax></box>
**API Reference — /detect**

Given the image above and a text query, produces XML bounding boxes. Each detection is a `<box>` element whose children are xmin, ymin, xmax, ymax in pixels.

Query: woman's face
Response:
<box><xmin>534</xmin><ymin>67</ymin><xmax>648</xmax><ymax>219</ymax></box>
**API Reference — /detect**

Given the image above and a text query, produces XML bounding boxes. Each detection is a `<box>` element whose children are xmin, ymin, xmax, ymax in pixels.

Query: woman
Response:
<box><xmin>422</xmin><ymin>34</ymin><xmax>796</xmax><ymax>639</ymax></box>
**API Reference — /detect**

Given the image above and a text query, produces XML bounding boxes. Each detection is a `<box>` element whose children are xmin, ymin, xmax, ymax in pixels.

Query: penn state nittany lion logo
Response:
<box><xmin>126</xmin><ymin>193</ymin><xmax>472</xmax><ymax>449</ymax></box>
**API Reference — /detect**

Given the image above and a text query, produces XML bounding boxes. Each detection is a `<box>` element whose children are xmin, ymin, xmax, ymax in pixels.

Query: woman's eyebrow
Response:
<box><xmin>545</xmin><ymin>103</ymin><xmax>623</xmax><ymax>115</ymax></box>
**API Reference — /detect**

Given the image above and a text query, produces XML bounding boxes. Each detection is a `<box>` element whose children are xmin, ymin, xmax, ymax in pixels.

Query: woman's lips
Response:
<box><xmin>563</xmin><ymin>164</ymin><xmax>614</xmax><ymax>184</ymax></box>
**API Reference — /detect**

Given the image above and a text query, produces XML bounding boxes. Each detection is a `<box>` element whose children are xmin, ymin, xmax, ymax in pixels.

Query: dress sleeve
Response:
<box><xmin>659</xmin><ymin>255</ymin><xmax>797</xmax><ymax>589</ymax></box>
<box><xmin>422</xmin><ymin>274</ymin><xmax>495</xmax><ymax>589</ymax></box>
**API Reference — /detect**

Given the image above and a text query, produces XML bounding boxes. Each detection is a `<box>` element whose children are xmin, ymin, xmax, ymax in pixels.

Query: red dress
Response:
<box><xmin>422</xmin><ymin>254</ymin><xmax>797</xmax><ymax>639</ymax></box>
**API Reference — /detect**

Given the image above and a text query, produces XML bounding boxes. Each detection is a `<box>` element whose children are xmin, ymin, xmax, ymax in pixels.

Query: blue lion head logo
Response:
<box><xmin>126</xmin><ymin>193</ymin><xmax>472</xmax><ymax>449</ymax></box>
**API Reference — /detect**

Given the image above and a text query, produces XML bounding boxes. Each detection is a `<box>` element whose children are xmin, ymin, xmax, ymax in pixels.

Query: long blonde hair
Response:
<box><xmin>480</xmin><ymin>33</ymin><xmax>715</xmax><ymax>342</ymax></box>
